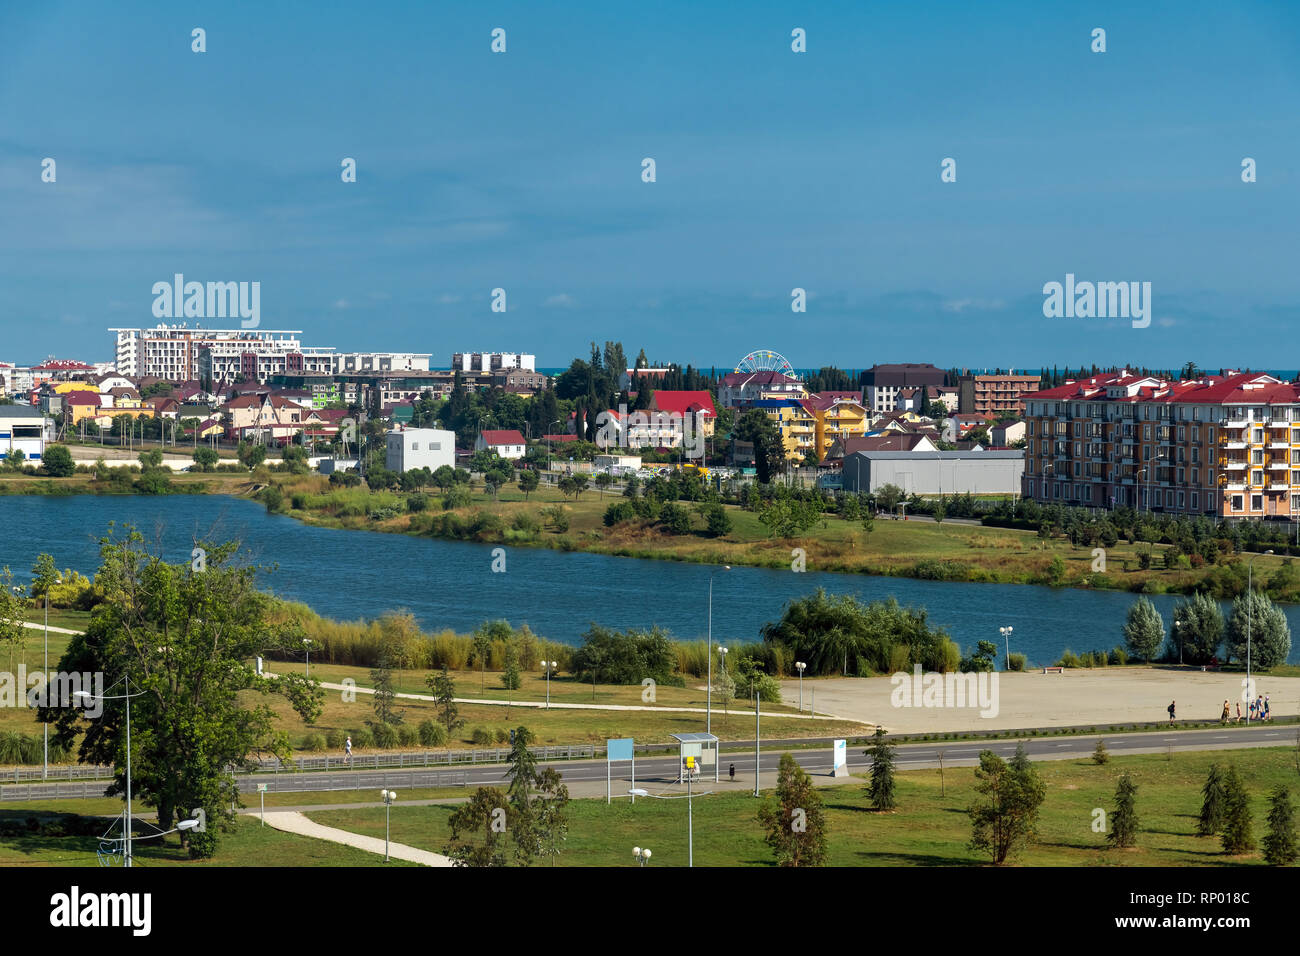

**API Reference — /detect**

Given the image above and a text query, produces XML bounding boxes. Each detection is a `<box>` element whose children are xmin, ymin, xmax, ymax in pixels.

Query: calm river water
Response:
<box><xmin>2</xmin><ymin>495</ymin><xmax>1296</xmax><ymax>666</ymax></box>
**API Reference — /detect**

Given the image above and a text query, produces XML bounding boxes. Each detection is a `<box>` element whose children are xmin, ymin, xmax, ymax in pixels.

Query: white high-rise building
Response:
<box><xmin>450</xmin><ymin>351</ymin><xmax>535</xmax><ymax>374</ymax></box>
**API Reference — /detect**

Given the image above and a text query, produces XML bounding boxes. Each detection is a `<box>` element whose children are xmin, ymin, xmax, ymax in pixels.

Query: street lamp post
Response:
<box><xmin>795</xmin><ymin>661</ymin><xmax>806</xmax><ymax>712</ymax></box>
<box><xmin>303</xmin><ymin>638</ymin><xmax>311</xmax><ymax>678</ymax></box>
<box><xmin>42</xmin><ymin>573</ymin><xmax>63</xmax><ymax>780</ymax></box>
<box><xmin>1000</xmin><ymin>626</ymin><xmax>1013</xmax><ymax>671</ymax></box>
<box><xmin>380</xmin><ymin>789</ymin><xmax>397</xmax><ymax>862</ymax></box>
<box><xmin>541</xmin><ymin>660</ymin><xmax>557</xmax><ymax>709</ymax></box>
<box><xmin>632</xmin><ymin>845</ymin><xmax>652</xmax><ymax>867</ymax></box>
<box><xmin>1246</xmin><ymin>549</ymin><xmax>1273</xmax><ymax>724</ymax></box>
<box><xmin>1174</xmin><ymin>618</ymin><xmax>1183</xmax><ymax>666</ymax></box>
<box><xmin>547</xmin><ymin>419</ymin><xmax>562</xmax><ymax>473</ymax></box>
<box><xmin>706</xmin><ymin>566</ymin><xmax>731</xmax><ymax>736</ymax></box>
<box><xmin>74</xmin><ymin>675</ymin><xmax>143</xmax><ymax>866</ymax></box>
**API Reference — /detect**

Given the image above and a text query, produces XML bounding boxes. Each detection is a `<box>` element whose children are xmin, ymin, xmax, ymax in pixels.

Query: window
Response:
<box><xmin>1178</xmin><ymin>426</ymin><xmax>1185</xmax><ymax>442</ymax></box>
<box><xmin>1192</xmin><ymin>493</ymin><xmax>1199</xmax><ymax>510</ymax></box>
<box><xmin>1231</xmin><ymin>495</ymin><xmax>1243</xmax><ymax>512</ymax></box>
<box><xmin>1143</xmin><ymin>424</ymin><xmax>1151</xmax><ymax>440</ymax></box>
<box><xmin>1252</xmin><ymin>470</ymin><xmax>1264</xmax><ymax>487</ymax></box>
<box><xmin>1192</xmin><ymin>447</ymin><xmax>1200</xmax><ymax>463</ymax></box>
<box><xmin>1208</xmin><ymin>469</ymin><xmax>1215</xmax><ymax>486</ymax></box>
<box><xmin>412</xmin><ymin>442</ymin><xmax>419</xmax><ymax>450</ymax></box>
<box><xmin>1252</xmin><ymin>494</ymin><xmax>1263</xmax><ymax>512</ymax></box>
<box><xmin>1178</xmin><ymin>491</ymin><xmax>1185</xmax><ymax>509</ymax></box>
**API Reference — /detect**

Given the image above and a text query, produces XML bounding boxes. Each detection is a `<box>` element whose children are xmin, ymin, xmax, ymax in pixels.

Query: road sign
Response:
<box><xmin>257</xmin><ymin>783</ymin><xmax>268</xmax><ymax>792</ymax></box>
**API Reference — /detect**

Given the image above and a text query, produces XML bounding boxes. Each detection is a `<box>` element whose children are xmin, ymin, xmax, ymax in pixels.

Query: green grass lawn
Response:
<box><xmin>0</xmin><ymin>813</ymin><xmax>416</xmax><ymax>866</ymax></box>
<box><xmin>307</xmin><ymin>747</ymin><xmax>1300</xmax><ymax>866</ymax></box>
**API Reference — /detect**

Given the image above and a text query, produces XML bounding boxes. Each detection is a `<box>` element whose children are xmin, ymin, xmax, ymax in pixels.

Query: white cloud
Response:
<box><xmin>544</xmin><ymin>293</ymin><xmax>576</xmax><ymax>308</ymax></box>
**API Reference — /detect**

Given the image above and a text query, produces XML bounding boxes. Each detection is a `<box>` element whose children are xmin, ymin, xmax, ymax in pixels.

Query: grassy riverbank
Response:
<box><xmin>255</xmin><ymin>473</ymin><xmax>1300</xmax><ymax>601</ymax></box>
<box><xmin>5</xmin><ymin>465</ymin><xmax>1299</xmax><ymax>600</ymax></box>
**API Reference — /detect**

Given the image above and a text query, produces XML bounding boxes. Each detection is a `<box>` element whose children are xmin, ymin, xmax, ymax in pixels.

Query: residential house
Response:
<box><xmin>475</xmin><ymin>429</ymin><xmax>527</xmax><ymax>460</ymax></box>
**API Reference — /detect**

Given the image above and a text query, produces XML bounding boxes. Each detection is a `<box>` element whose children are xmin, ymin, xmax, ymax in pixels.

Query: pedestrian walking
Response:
<box><xmin>1220</xmin><ymin>699</ymin><xmax>1230</xmax><ymax>724</ymax></box>
<box><xmin>1167</xmin><ymin>700</ymin><xmax>1176</xmax><ymax>724</ymax></box>
<box><xmin>1264</xmin><ymin>695</ymin><xmax>1271</xmax><ymax>721</ymax></box>
<box><xmin>1249</xmin><ymin>698</ymin><xmax>1257</xmax><ymax>721</ymax></box>
<box><xmin>1235</xmin><ymin>701</ymin><xmax>1241</xmax><ymax>723</ymax></box>
<box><xmin>345</xmin><ymin>735</ymin><xmax>353</xmax><ymax>759</ymax></box>
<box><xmin>729</xmin><ymin>763</ymin><xmax>735</xmax><ymax>782</ymax></box>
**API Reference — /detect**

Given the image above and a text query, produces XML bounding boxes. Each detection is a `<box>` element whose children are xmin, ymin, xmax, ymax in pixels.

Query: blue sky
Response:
<box><xmin>1</xmin><ymin>1</ymin><xmax>1297</xmax><ymax>371</ymax></box>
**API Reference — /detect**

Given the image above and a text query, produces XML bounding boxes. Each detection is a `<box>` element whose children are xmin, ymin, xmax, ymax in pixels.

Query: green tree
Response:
<box><xmin>875</xmin><ymin>483</ymin><xmax>905</xmax><ymax>513</ymax></box>
<box><xmin>968</xmin><ymin>750</ymin><xmax>1046</xmax><ymax>864</ymax></box>
<box><xmin>1171</xmin><ymin>592</ymin><xmax>1224</xmax><ymax>664</ymax></box>
<box><xmin>1093</xmin><ymin>739</ymin><xmax>1109</xmax><ymax>765</ymax></box>
<box><xmin>595</xmin><ymin>473</ymin><xmax>614</xmax><ymax>498</ymax></box>
<box><xmin>757</xmin><ymin>752</ymin><xmax>829</xmax><ymax>866</ymax></box>
<box><xmin>30</xmin><ymin>552</ymin><xmax>59</xmax><ymax>599</ymax></box>
<box><xmin>734</xmin><ymin>408</ymin><xmax>785</xmax><ymax>484</ymax></box>
<box><xmin>517</xmin><ymin>469</ymin><xmax>540</xmax><ymax>500</ymax></box>
<box><xmin>0</xmin><ymin>568</ymin><xmax>26</xmax><ymax>673</ymax></box>
<box><xmin>236</xmin><ymin>440</ymin><xmax>266</xmax><ymax>470</ymax></box>
<box><xmin>369</xmin><ymin>649</ymin><xmax>404</xmax><ymax>726</ymax></box>
<box><xmin>42</xmin><ymin>529</ymin><xmax>323</xmax><ymax>858</ymax></box>
<box><xmin>445</xmin><ymin>786</ymin><xmax>510</xmax><ymax>867</ymax></box>
<box><xmin>505</xmin><ymin>725</ymin><xmax>540</xmax><ymax>863</ymax></box>
<box><xmin>533</xmin><ymin>766</ymin><xmax>570</xmax><ymax>867</ymax></box>
<box><xmin>193</xmin><ymin>447</ymin><xmax>219</xmax><ymax>472</ymax></box>
<box><xmin>1123</xmin><ymin>596</ymin><xmax>1165</xmax><ymax>662</ymax></box>
<box><xmin>433</xmin><ymin>464</ymin><xmax>457</xmax><ymax>491</ymax></box>
<box><xmin>501</xmin><ymin>638</ymin><xmax>522</xmax><ymax>690</ymax></box>
<box><xmin>426</xmin><ymin>665</ymin><xmax>464</xmax><ymax>737</ymax></box>
<box><xmin>1220</xmin><ymin>765</ymin><xmax>1255</xmax><ymax>854</ymax></box>
<box><xmin>1226</xmin><ymin>589</ymin><xmax>1292</xmax><ymax>670</ymax></box>
<box><xmin>42</xmin><ymin>444</ymin><xmax>75</xmax><ymax>477</ymax></box>
<box><xmin>1262</xmin><ymin>786</ymin><xmax>1299</xmax><ymax>866</ymax></box>
<box><xmin>1108</xmin><ymin>772</ymin><xmax>1139</xmax><ymax>848</ymax></box>
<box><xmin>866</xmin><ymin>728</ymin><xmax>897</xmax><ymax>810</ymax></box>
<box><xmin>1010</xmin><ymin>741</ymin><xmax>1032</xmax><ymax>772</ymax></box>
<box><xmin>1198</xmin><ymin>763</ymin><xmax>1226</xmax><ymax>836</ymax></box>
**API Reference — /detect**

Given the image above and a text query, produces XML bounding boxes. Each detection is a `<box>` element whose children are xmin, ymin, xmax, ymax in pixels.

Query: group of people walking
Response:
<box><xmin>1218</xmin><ymin>696</ymin><xmax>1271</xmax><ymax>724</ymax></box>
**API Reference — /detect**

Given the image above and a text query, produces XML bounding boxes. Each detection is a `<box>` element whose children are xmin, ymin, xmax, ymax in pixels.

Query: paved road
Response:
<box><xmin>239</xmin><ymin>723</ymin><xmax>1297</xmax><ymax>796</ymax></box>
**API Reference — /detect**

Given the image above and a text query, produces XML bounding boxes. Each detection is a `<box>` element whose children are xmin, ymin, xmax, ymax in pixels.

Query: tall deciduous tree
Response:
<box><xmin>757</xmin><ymin>752</ymin><xmax>828</xmax><ymax>867</ymax></box>
<box><xmin>427</xmin><ymin>665</ymin><xmax>463</xmax><ymax>736</ymax></box>
<box><xmin>42</xmin><ymin>529</ymin><xmax>323</xmax><ymax>857</ymax></box>
<box><xmin>1226</xmin><ymin>590</ymin><xmax>1292</xmax><ymax>670</ymax></box>
<box><xmin>446</xmin><ymin>786</ymin><xmax>510</xmax><ymax>867</ymax></box>
<box><xmin>968</xmin><ymin>750</ymin><xmax>1046</xmax><ymax>864</ymax></box>
<box><xmin>1123</xmin><ymin>596</ymin><xmax>1165</xmax><ymax>662</ymax></box>
<box><xmin>1171</xmin><ymin>592</ymin><xmax>1224</xmax><ymax>664</ymax></box>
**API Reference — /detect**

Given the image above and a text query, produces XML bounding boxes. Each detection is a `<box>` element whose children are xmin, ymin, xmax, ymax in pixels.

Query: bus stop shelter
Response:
<box><xmin>670</xmin><ymin>732</ymin><xmax>719</xmax><ymax>782</ymax></box>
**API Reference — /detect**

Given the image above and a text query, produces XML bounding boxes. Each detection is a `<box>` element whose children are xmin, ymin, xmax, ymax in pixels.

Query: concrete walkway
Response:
<box><xmin>284</xmin><ymin>675</ymin><xmax>854</xmax><ymax>721</ymax></box>
<box><xmin>20</xmin><ymin>621</ymin><xmax>82</xmax><ymax>636</ymax></box>
<box><xmin>259</xmin><ymin>809</ymin><xmax>454</xmax><ymax>866</ymax></box>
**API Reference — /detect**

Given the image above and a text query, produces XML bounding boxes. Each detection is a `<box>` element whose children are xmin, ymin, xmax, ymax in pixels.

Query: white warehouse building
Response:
<box><xmin>0</xmin><ymin>406</ymin><xmax>55</xmax><ymax>463</ymax></box>
<box><xmin>385</xmin><ymin>428</ymin><xmax>456</xmax><ymax>474</ymax></box>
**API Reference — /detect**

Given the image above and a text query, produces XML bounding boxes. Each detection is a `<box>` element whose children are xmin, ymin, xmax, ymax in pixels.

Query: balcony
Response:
<box><xmin>1223</xmin><ymin>481</ymin><xmax>1246</xmax><ymax>491</ymax></box>
<box><xmin>1270</xmin><ymin>441</ymin><xmax>1289</xmax><ymax>450</ymax></box>
<box><xmin>1224</xmin><ymin>461</ymin><xmax>1247</xmax><ymax>470</ymax></box>
<box><xmin>1222</xmin><ymin>441</ymin><xmax>1247</xmax><ymax>450</ymax></box>
<box><xmin>1222</xmin><ymin>418</ymin><xmax>1249</xmax><ymax>429</ymax></box>
<box><xmin>1270</xmin><ymin>462</ymin><xmax>1289</xmax><ymax>470</ymax></box>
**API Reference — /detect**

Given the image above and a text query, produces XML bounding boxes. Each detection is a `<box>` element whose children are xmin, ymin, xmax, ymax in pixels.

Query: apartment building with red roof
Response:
<box><xmin>1024</xmin><ymin>370</ymin><xmax>1300</xmax><ymax>518</ymax></box>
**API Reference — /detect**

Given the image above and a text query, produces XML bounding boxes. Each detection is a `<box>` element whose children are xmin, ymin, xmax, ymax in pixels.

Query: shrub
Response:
<box><xmin>470</xmin><ymin>727</ymin><xmax>494</xmax><ymax>746</ymax></box>
<box><xmin>1007</xmin><ymin>652</ymin><xmax>1027</xmax><ymax>672</ymax></box>
<box><xmin>418</xmin><ymin>719</ymin><xmax>448</xmax><ymax>747</ymax></box>
<box><xmin>511</xmin><ymin>511</ymin><xmax>540</xmax><ymax>534</ymax></box>
<box><xmin>349</xmin><ymin>727</ymin><xmax>374</xmax><ymax>750</ymax></box>
<box><xmin>1109</xmin><ymin>646</ymin><xmax>1129</xmax><ymax>665</ymax></box>
<box><xmin>398</xmin><ymin>725</ymin><xmax>420</xmax><ymax>747</ymax></box>
<box><xmin>326</xmin><ymin>729</ymin><xmax>345</xmax><ymax>749</ymax></box>
<box><xmin>604</xmin><ymin>501</ymin><xmax>636</xmax><ymax>526</ymax></box>
<box><xmin>1093</xmin><ymin>739</ymin><xmax>1110</xmax><ymax>765</ymax></box>
<box><xmin>301</xmin><ymin>733</ymin><xmax>327</xmax><ymax>752</ymax></box>
<box><xmin>370</xmin><ymin>722</ymin><xmax>398</xmax><ymax>748</ymax></box>
<box><xmin>407</xmin><ymin>492</ymin><xmax>430</xmax><ymax>513</ymax></box>
<box><xmin>495</xmin><ymin>728</ymin><xmax>510</xmax><ymax>744</ymax></box>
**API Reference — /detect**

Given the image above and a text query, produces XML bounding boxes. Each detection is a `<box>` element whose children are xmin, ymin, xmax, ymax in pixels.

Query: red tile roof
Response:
<box><xmin>651</xmin><ymin>390</ymin><xmax>716</xmax><ymax>416</ymax></box>
<box><xmin>480</xmin><ymin>429</ymin><xmax>526</xmax><ymax>445</ymax></box>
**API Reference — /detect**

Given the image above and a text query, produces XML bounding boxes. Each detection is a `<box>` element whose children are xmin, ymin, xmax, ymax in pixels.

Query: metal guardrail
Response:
<box><xmin>0</xmin><ymin>780</ymin><xmax>113</xmax><ymax>802</ymax></box>
<box><xmin>249</xmin><ymin>744</ymin><xmax>596</xmax><ymax>774</ymax></box>
<box><xmin>0</xmin><ymin>746</ymin><xmax>598</xmax><ymax>789</ymax></box>
<box><xmin>237</xmin><ymin>769</ymin><xmax>469</xmax><ymax>794</ymax></box>
<box><xmin>4</xmin><ymin>764</ymin><xmax>114</xmax><ymax>784</ymax></box>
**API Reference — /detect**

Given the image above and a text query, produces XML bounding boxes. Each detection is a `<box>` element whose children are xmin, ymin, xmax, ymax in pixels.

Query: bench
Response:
<box><xmin>1042</xmin><ymin>666</ymin><xmax>1064</xmax><ymax>674</ymax></box>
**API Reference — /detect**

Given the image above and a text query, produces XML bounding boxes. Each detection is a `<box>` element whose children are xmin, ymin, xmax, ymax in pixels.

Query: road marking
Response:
<box><xmin>1214</xmin><ymin>735</ymin><xmax>1230</xmax><ymax>740</ymax></box>
<box><xmin>1264</xmin><ymin>733</ymin><xmax>1280</xmax><ymax>737</ymax></box>
<box><xmin>1055</xmin><ymin>743</ymin><xmax>1071</xmax><ymax>748</ymax></box>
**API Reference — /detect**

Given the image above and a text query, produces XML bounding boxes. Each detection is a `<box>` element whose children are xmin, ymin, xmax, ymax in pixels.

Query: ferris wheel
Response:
<box><xmin>735</xmin><ymin>350</ymin><xmax>794</xmax><ymax>376</ymax></box>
